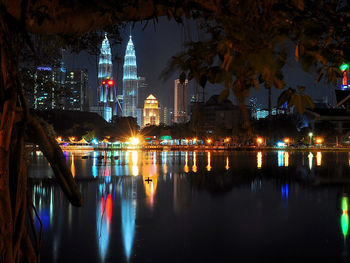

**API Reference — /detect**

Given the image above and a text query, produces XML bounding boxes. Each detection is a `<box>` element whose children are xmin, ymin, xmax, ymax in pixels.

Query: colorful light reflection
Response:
<box><xmin>342</xmin><ymin>196</ymin><xmax>349</xmax><ymax>240</ymax></box>
<box><xmin>278</xmin><ymin>151</ymin><xmax>284</xmax><ymax>167</ymax></box>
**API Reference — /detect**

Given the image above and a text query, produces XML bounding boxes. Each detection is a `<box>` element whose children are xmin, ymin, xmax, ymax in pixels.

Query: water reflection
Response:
<box><xmin>142</xmin><ymin>152</ymin><xmax>158</xmax><ymax>209</ymax></box>
<box><xmin>308</xmin><ymin>152</ymin><xmax>314</xmax><ymax>170</ymax></box>
<box><xmin>192</xmin><ymin>152</ymin><xmax>198</xmax><ymax>173</ymax></box>
<box><xmin>278</xmin><ymin>151</ymin><xmax>284</xmax><ymax>167</ymax></box>
<box><xmin>97</xmin><ymin>176</ymin><xmax>114</xmax><ymax>262</ymax></box>
<box><xmin>70</xmin><ymin>154</ymin><xmax>75</xmax><ymax>178</ymax></box>
<box><xmin>131</xmin><ymin>150</ymin><xmax>139</xmax><ymax>176</ymax></box>
<box><xmin>206</xmin><ymin>152</ymin><xmax>212</xmax><ymax>171</ymax></box>
<box><xmin>316</xmin><ymin>152</ymin><xmax>322</xmax><ymax>166</ymax></box>
<box><xmin>121</xmin><ymin>177</ymin><xmax>137</xmax><ymax>262</ymax></box>
<box><xmin>28</xmin><ymin>151</ymin><xmax>350</xmax><ymax>262</ymax></box>
<box><xmin>341</xmin><ymin>196</ymin><xmax>349</xmax><ymax>240</ymax></box>
<box><xmin>257</xmin><ymin>151</ymin><xmax>262</xmax><ymax>169</ymax></box>
<box><xmin>284</xmin><ymin>152</ymin><xmax>289</xmax><ymax>167</ymax></box>
<box><xmin>281</xmin><ymin>184</ymin><xmax>289</xmax><ymax>206</ymax></box>
<box><xmin>184</xmin><ymin>151</ymin><xmax>189</xmax><ymax>173</ymax></box>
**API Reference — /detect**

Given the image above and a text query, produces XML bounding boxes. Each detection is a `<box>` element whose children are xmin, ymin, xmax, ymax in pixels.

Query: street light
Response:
<box><xmin>284</xmin><ymin>138</ymin><xmax>290</xmax><ymax>147</ymax></box>
<box><xmin>308</xmin><ymin>132</ymin><xmax>313</xmax><ymax>145</ymax></box>
<box><xmin>257</xmin><ymin>137</ymin><xmax>263</xmax><ymax>147</ymax></box>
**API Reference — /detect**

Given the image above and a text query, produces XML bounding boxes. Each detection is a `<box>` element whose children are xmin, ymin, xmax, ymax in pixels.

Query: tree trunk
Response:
<box><xmin>0</xmin><ymin>9</ymin><xmax>82</xmax><ymax>262</ymax></box>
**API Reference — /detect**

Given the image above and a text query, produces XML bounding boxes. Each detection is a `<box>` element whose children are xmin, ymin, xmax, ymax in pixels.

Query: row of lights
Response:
<box><xmin>256</xmin><ymin>134</ymin><xmax>324</xmax><ymax>147</ymax></box>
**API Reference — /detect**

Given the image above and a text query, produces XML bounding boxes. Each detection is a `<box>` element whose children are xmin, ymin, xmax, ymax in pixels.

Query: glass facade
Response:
<box><xmin>98</xmin><ymin>33</ymin><xmax>114</xmax><ymax>104</ymax></box>
<box><xmin>123</xmin><ymin>36</ymin><xmax>138</xmax><ymax>118</ymax></box>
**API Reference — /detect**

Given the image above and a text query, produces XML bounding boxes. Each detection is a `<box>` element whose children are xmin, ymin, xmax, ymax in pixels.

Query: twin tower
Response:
<box><xmin>97</xmin><ymin>33</ymin><xmax>138</xmax><ymax>121</ymax></box>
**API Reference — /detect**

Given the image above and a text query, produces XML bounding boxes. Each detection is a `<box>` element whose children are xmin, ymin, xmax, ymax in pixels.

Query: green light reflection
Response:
<box><xmin>341</xmin><ymin>197</ymin><xmax>349</xmax><ymax>239</ymax></box>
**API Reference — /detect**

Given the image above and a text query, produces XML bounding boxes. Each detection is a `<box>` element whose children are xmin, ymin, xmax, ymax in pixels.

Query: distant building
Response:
<box><xmin>143</xmin><ymin>94</ymin><xmax>160</xmax><ymax>127</ymax></box>
<box><xmin>161</xmin><ymin>106</ymin><xmax>171</xmax><ymax>126</ymax></box>
<box><xmin>90</xmin><ymin>106</ymin><xmax>112</xmax><ymax>122</ymax></box>
<box><xmin>65</xmin><ymin>68</ymin><xmax>89</xmax><ymax>111</ymax></box>
<box><xmin>174</xmin><ymin>79</ymin><xmax>188</xmax><ymax>123</ymax></box>
<box><xmin>137</xmin><ymin>76</ymin><xmax>149</xmax><ymax>127</ymax></box>
<box><xmin>33</xmin><ymin>66</ymin><xmax>62</xmax><ymax>110</ymax></box>
<box><xmin>123</xmin><ymin>35</ymin><xmax>138</xmax><ymax>119</ymax></box>
<box><xmin>24</xmin><ymin>65</ymin><xmax>88</xmax><ymax>111</ymax></box>
<box><xmin>191</xmin><ymin>95</ymin><xmax>245</xmax><ymax>133</ymax></box>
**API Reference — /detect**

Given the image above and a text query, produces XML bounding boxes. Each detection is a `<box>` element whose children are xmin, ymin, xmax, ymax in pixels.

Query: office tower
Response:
<box><xmin>98</xmin><ymin>33</ymin><xmax>114</xmax><ymax>103</ymax></box>
<box><xmin>33</xmin><ymin>66</ymin><xmax>62</xmax><ymax>110</ymax></box>
<box><xmin>97</xmin><ymin>33</ymin><xmax>117</xmax><ymax>118</ymax></box>
<box><xmin>162</xmin><ymin>106</ymin><xmax>171</xmax><ymax>126</ymax></box>
<box><xmin>174</xmin><ymin>79</ymin><xmax>188</xmax><ymax>123</ymax></box>
<box><xmin>65</xmin><ymin>68</ymin><xmax>89</xmax><ymax>111</ymax></box>
<box><xmin>143</xmin><ymin>94</ymin><xmax>160</xmax><ymax>127</ymax></box>
<box><xmin>123</xmin><ymin>35</ymin><xmax>138</xmax><ymax>119</ymax></box>
<box><xmin>137</xmin><ymin>76</ymin><xmax>148</xmax><ymax>127</ymax></box>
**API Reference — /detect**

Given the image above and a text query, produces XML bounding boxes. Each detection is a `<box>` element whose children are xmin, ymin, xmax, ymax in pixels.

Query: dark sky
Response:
<box><xmin>64</xmin><ymin>18</ymin><xmax>336</xmax><ymax>110</ymax></box>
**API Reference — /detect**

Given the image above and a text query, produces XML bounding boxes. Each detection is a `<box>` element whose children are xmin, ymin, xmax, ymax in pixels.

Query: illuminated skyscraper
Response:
<box><xmin>98</xmin><ymin>33</ymin><xmax>114</xmax><ymax>103</ymax></box>
<box><xmin>143</xmin><ymin>94</ymin><xmax>160</xmax><ymax>127</ymax></box>
<box><xmin>95</xmin><ymin>33</ymin><xmax>116</xmax><ymax>120</ymax></box>
<box><xmin>123</xmin><ymin>35</ymin><xmax>138</xmax><ymax>119</ymax></box>
<box><xmin>174</xmin><ymin>79</ymin><xmax>188</xmax><ymax>123</ymax></box>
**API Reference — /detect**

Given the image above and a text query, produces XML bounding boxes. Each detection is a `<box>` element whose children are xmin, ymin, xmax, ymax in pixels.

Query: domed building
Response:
<box><xmin>143</xmin><ymin>94</ymin><xmax>159</xmax><ymax>127</ymax></box>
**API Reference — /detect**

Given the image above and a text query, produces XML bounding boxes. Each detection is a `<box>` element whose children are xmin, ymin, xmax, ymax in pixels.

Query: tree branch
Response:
<box><xmin>26</xmin><ymin>115</ymin><xmax>83</xmax><ymax>207</ymax></box>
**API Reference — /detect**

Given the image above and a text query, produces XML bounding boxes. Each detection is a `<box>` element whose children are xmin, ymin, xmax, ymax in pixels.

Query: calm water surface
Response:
<box><xmin>28</xmin><ymin>150</ymin><xmax>350</xmax><ymax>262</ymax></box>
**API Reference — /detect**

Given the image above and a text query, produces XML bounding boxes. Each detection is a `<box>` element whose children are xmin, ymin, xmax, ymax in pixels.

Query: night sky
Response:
<box><xmin>63</xmin><ymin>18</ymin><xmax>336</xmax><ymax>110</ymax></box>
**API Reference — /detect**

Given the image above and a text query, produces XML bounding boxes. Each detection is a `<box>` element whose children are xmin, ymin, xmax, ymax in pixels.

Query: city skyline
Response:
<box><xmin>63</xmin><ymin>19</ymin><xmax>336</xmax><ymax>111</ymax></box>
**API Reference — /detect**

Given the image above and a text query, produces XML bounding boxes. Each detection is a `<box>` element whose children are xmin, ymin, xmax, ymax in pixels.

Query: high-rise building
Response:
<box><xmin>143</xmin><ymin>94</ymin><xmax>160</xmax><ymax>127</ymax></box>
<box><xmin>174</xmin><ymin>79</ymin><xmax>188</xmax><ymax>123</ymax></box>
<box><xmin>123</xmin><ymin>35</ymin><xmax>138</xmax><ymax>119</ymax></box>
<box><xmin>65</xmin><ymin>69</ymin><xmax>89</xmax><ymax>111</ymax></box>
<box><xmin>162</xmin><ymin>106</ymin><xmax>171</xmax><ymax>126</ymax></box>
<box><xmin>97</xmin><ymin>33</ymin><xmax>117</xmax><ymax>117</ymax></box>
<box><xmin>137</xmin><ymin>76</ymin><xmax>149</xmax><ymax>127</ymax></box>
<box><xmin>33</xmin><ymin>67</ymin><xmax>62</xmax><ymax>110</ymax></box>
<box><xmin>23</xmin><ymin>65</ymin><xmax>89</xmax><ymax>111</ymax></box>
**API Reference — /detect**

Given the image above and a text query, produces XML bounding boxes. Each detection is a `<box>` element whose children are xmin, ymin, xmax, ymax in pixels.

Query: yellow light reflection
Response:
<box><xmin>225</xmin><ymin>156</ymin><xmax>230</xmax><ymax>170</ymax></box>
<box><xmin>70</xmin><ymin>154</ymin><xmax>75</xmax><ymax>178</ymax></box>
<box><xmin>316</xmin><ymin>151</ymin><xmax>322</xmax><ymax>166</ymax></box>
<box><xmin>257</xmin><ymin>152</ymin><xmax>262</xmax><ymax>169</ymax></box>
<box><xmin>308</xmin><ymin>152</ymin><xmax>313</xmax><ymax>170</ymax></box>
<box><xmin>142</xmin><ymin>157</ymin><xmax>158</xmax><ymax>208</ymax></box>
<box><xmin>184</xmin><ymin>152</ymin><xmax>189</xmax><ymax>173</ymax></box>
<box><xmin>284</xmin><ymin>152</ymin><xmax>289</xmax><ymax>167</ymax></box>
<box><xmin>348</xmin><ymin>152</ymin><xmax>350</xmax><ymax>167</ymax></box>
<box><xmin>192</xmin><ymin>152</ymin><xmax>198</xmax><ymax>173</ymax></box>
<box><xmin>206</xmin><ymin>152</ymin><xmax>212</xmax><ymax>171</ymax></box>
<box><xmin>131</xmin><ymin>150</ymin><xmax>138</xmax><ymax>176</ymax></box>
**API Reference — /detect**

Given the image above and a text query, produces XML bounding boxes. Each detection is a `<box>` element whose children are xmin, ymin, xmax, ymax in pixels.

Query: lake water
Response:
<box><xmin>28</xmin><ymin>150</ymin><xmax>350</xmax><ymax>262</ymax></box>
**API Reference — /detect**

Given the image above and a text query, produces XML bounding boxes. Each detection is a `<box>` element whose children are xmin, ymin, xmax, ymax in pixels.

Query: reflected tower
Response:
<box><xmin>123</xmin><ymin>35</ymin><xmax>138</xmax><ymax>119</ymax></box>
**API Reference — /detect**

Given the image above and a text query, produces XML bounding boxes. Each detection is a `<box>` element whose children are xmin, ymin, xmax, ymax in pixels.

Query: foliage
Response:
<box><xmin>277</xmin><ymin>86</ymin><xmax>314</xmax><ymax>114</ymax></box>
<box><xmin>164</xmin><ymin>0</ymin><xmax>348</xmax><ymax>113</ymax></box>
